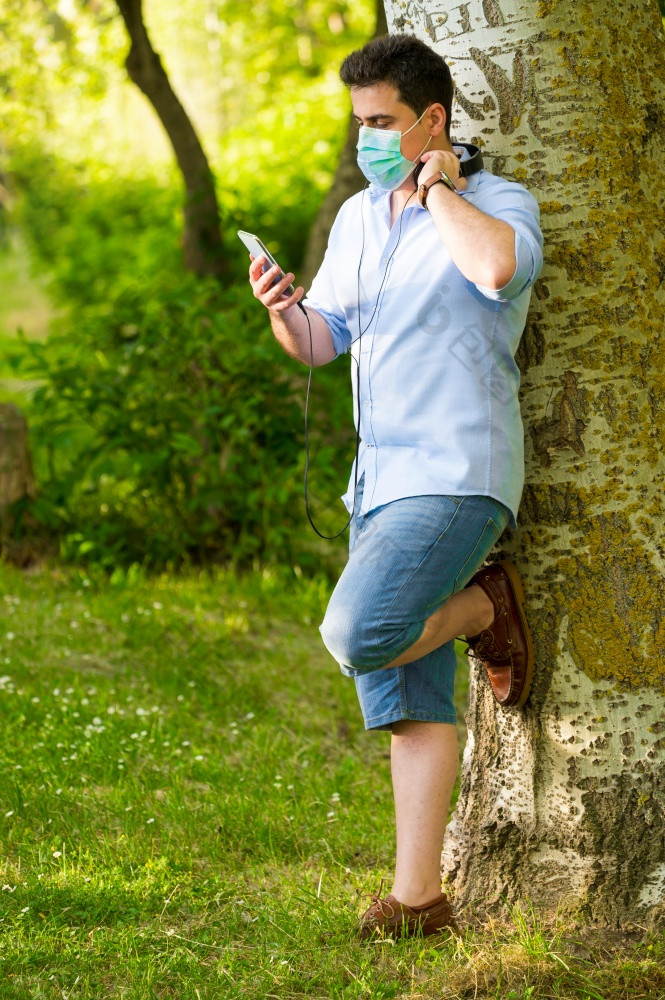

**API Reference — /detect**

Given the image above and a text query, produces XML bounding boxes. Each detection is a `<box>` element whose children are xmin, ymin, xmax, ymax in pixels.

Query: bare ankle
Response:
<box><xmin>391</xmin><ymin>881</ymin><xmax>442</xmax><ymax>909</ymax></box>
<box><xmin>465</xmin><ymin>584</ymin><xmax>495</xmax><ymax>636</ymax></box>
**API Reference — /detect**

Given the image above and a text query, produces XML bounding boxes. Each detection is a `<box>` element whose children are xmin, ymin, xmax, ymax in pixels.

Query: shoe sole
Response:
<box><xmin>498</xmin><ymin>560</ymin><xmax>535</xmax><ymax>708</ymax></box>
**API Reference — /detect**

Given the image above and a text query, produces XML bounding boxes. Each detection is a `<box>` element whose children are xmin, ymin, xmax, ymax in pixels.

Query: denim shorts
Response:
<box><xmin>319</xmin><ymin>478</ymin><xmax>511</xmax><ymax>731</ymax></box>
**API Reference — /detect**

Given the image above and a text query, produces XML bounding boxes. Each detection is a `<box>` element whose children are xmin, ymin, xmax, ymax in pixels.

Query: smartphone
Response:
<box><xmin>238</xmin><ymin>230</ymin><xmax>296</xmax><ymax>296</ymax></box>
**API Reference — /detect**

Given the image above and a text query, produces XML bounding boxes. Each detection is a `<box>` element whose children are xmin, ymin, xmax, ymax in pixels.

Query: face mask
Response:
<box><xmin>356</xmin><ymin>108</ymin><xmax>432</xmax><ymax>191</ymax></box>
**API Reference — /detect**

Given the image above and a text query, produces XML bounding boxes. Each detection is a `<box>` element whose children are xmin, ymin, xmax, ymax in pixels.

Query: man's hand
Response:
<box><xmin>248</xmin><ymin>255</ymin><xmax>304</xmax><ymax>314</ymax></box>
<box><xmin>417</xmin><ymin>149</ymin><xmax>467</xmax><ymax>192</ymax></box>
<box><xmin>247</xmin><ymin>254</ymin><xmax>336</xmax><ymax>366</ymax></box>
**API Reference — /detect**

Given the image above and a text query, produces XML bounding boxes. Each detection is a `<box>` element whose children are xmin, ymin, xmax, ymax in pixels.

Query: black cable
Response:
<box><xmin>301</xmin><ymin>185</ymin><xmax>417</xmax><ymax>540</ymax></box>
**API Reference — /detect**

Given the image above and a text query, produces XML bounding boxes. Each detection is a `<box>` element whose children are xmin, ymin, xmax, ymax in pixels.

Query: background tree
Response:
<box><xmin>114</xmin><ymin>0</ymin><xmax>225</xmax><ymax>278</ymax></box>
<box><xmin>382</xmin><ymin>0</ymin><xmax>665</xmax><ymax>925</ymax></box>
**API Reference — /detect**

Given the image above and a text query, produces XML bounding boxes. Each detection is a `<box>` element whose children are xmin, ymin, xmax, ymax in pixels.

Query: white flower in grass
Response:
<box><xmin>21</xmin><ymin>906</ymin><xmax>29</xmax><ymax>913</ymax></box>
<box><xmin>5</xmin><ymin>811</ymin><xmax>13</xmax><ymax>818</ymax></box>
<box><xmin>52</xmin><ymin>851</ymin><xmax>62</xmax><ymax>858</ymax></box>
<box><xmin>195</xmin><ymin>755</ymin><xmax>204</xmax><ymax>761</ymax></box>
<box><xmin>153</xmin><ymin>602</ymin><xmax>163</xmax><ymax>610</ymax></box>
<box><xmin>327</xmin><ymin>811</ymin><xmax>336</xmax><ymax>818</ymax></box>
<box><xmin>147</xmin><ymin>817</ymin><xmax>155</xmax><ymax>824</ymax></box>
<box><xmin>6</xmin><ymin>633</ymin><xmax>15</xmax><ymax>641</ymax></box>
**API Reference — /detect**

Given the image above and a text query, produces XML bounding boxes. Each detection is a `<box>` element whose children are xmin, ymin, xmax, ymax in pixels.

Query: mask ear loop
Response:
<box><xmin>302</xmin><ymin>183</ymin><xmax>416</xmax><ymax>540</ymax></box>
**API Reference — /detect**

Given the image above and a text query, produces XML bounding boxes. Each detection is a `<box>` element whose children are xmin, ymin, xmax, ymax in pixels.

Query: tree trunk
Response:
<box><xmin>383</xmin><ymin>0</ymin><xmax>665</xmax><ymax>926</ymax></box>
<box><xmin>0</xmin><ymin>404</ymin><xmax>36</xmax><ymax>510</ymax></box>
<box><xmin>115</xmin><ymin>0</ymin><xmax>226</xmax><ymax>279</ymax></box>
<box><xmin>0</xmin><ymin>404</ymin><xmax>51</xmax><ymax>566</ymax></box>
<box><xmin>301</xmin><ymin>0</ymin><xmax>388</xmax><ymax>289</ymax></box>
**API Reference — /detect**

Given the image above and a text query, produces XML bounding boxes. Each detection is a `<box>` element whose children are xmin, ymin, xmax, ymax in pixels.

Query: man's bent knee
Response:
<box><xmin>319</xmin><ymin>605</ymin><xmax>419</xmax><ymax>672</ymax></box>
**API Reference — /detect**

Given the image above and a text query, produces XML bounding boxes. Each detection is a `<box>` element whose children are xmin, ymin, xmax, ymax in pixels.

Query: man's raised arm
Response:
<box><xmin>248</xmin><ymin>256</ymin><xmax>337</xmax><ymax>367</ymax></box>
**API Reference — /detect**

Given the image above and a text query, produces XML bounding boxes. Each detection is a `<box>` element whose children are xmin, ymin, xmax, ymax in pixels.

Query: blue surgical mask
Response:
<box><xmin>356</xmin><ymin>108</ymin><xmax>432</xmax><ymax>191</ymax></box>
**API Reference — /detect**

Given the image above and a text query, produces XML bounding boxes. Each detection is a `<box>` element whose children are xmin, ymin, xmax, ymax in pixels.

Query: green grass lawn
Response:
<box><xmin>0</xmin><ymin>560</ymin><xmax>663</xmax><ymax>999</ymax></box>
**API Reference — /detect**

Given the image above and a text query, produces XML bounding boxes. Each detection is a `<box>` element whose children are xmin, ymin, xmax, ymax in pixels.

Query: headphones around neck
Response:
<box><xmin>455</xmin><ymin>143</ymin><xmax>484</xmax><ymax>178</ymax></box>
<box><xmin>412</xmin><ymin>143</ymin><xmax>484</xmax><ymax>186</ymax></box>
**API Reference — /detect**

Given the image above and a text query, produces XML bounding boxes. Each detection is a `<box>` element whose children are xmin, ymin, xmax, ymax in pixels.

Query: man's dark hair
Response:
<box><xmin>340</xmin><ymin>34</ymin><xmax>454</xmax><ymax>137</ymax></box>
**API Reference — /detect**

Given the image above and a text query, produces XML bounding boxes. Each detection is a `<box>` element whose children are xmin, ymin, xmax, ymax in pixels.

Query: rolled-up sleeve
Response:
<box><xmin>474</xmin><ymin>187</ymin><xmax>543</xmax><ymax>302</ymax></box>
<box><xmin>303</xmin><ymin>245</ymin><xmax>352</xmax><ymax>358</ymax></box>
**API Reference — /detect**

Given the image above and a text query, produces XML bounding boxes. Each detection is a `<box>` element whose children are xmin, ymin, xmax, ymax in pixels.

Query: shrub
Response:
<box><xmin>8</xmin><ymin>268</ymin><xmax>352</xmax><ymax>572</ymax></box>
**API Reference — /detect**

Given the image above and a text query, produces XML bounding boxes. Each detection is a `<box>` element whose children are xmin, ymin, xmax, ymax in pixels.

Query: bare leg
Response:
<box><xmin>383</xmin><ymin>583</ymin><xmax>495</xmax><ymax>669</ymax></box>
<box><xmin>390</xmin><ymin>720</ymin><xmax>459</xmax><ymax>907</ymax></box>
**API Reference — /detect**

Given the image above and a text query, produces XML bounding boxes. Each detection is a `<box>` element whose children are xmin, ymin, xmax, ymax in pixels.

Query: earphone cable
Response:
<box><xmin>302</xmin><ymin>184</ymin><xmax>417</xmax><ymax>540</ymax></box>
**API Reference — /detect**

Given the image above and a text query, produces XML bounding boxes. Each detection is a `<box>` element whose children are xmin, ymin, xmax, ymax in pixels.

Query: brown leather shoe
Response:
<box><xmin>358</xmin><ymin>891</ymin><xmax>457</xmax><ymax>940</ymax></box>
<box><xmin>464</xmin><ymin>560</ymin><xmax>534</xmax><ymax>708</ymax></box>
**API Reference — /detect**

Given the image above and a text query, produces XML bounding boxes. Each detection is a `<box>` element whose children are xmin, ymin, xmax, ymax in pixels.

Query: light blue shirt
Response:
<box><xmin>303</xmin><ymin>147</ymin><xmax>543</xmax><ymax>529</ymax></box>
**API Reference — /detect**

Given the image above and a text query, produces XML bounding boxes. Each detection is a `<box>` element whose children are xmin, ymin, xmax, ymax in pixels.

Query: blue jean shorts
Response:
<box><xmin>319</xmin><ymin>478</ymin><xmax>511</xmax><ymax>731</ymax></box>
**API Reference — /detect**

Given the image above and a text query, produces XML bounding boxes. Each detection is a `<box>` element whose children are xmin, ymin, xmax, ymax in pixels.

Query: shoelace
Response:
<box><xmin>358</xmin><ymin>879</ymin><xmax>397</xmax><ymax>921</ymax></box>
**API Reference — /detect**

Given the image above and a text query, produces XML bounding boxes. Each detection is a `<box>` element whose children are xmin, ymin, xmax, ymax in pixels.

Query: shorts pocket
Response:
<box><xmin>453</xmin><ymin>516</ymin><xmax>504</xmax><ymax>593</ymax></box>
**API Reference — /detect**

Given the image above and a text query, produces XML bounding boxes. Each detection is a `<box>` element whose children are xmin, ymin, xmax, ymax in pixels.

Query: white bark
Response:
<box><xmin>383</xmin><ymin>0</ymin><xmax>665</xmax><ymax>924</ymax></box>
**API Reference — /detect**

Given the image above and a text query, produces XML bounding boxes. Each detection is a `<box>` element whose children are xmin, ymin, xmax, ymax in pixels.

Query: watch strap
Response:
<box><xmin>418</xmin><ymin>170</ymin><xmax>458</xmax><ymax>208</ymax></box>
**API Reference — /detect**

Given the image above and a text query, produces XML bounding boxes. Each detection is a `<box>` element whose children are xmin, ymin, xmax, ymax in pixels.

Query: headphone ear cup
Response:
<box><xmin>458</xmin><ymin>144</ymin><xmax>484</xmax><ymax>178</ymax></box>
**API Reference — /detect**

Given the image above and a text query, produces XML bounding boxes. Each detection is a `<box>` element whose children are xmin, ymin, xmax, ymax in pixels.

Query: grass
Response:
<box><xmin>0</xmin><ymin>558</ymin><xmax>663</xmax><ymax>999</ymax></box>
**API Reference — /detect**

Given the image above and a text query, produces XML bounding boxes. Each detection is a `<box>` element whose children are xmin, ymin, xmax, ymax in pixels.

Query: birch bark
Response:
<box><xmin>383</xmin><ymin>0</ymin><xmax>665</xmax><ymax>924</ymax></box>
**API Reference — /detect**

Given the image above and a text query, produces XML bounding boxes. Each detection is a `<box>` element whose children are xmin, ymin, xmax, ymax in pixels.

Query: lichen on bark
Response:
<box><xmin>383</xmin><ymin>0</ymin><xmax>665</xmax><ymax>924</ymax></box>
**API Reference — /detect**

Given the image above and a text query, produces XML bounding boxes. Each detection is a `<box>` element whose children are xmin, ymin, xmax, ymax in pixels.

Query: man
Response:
<box><xmin>248</xmin><ymin>33</ymin><xmax>542</xmax><ymax>940</ymax></box>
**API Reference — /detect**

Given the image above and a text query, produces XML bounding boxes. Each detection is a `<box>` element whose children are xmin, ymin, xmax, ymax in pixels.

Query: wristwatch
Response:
<box><xmin>418</xmin><ymin>170</ymin><xmax>458</xmax><ymax>209</ymax></box>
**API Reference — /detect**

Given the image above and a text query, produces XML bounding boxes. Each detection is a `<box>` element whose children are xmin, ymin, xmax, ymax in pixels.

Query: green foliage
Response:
<box><xmin>0</xmin><ymin>0</ymin><xmax>375</xmax><ymax>573</ymax></box>
<box><xmin>6</xmin><ymin>151</ymin><xmax>353</xmax><ymax>573</ymax></box>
